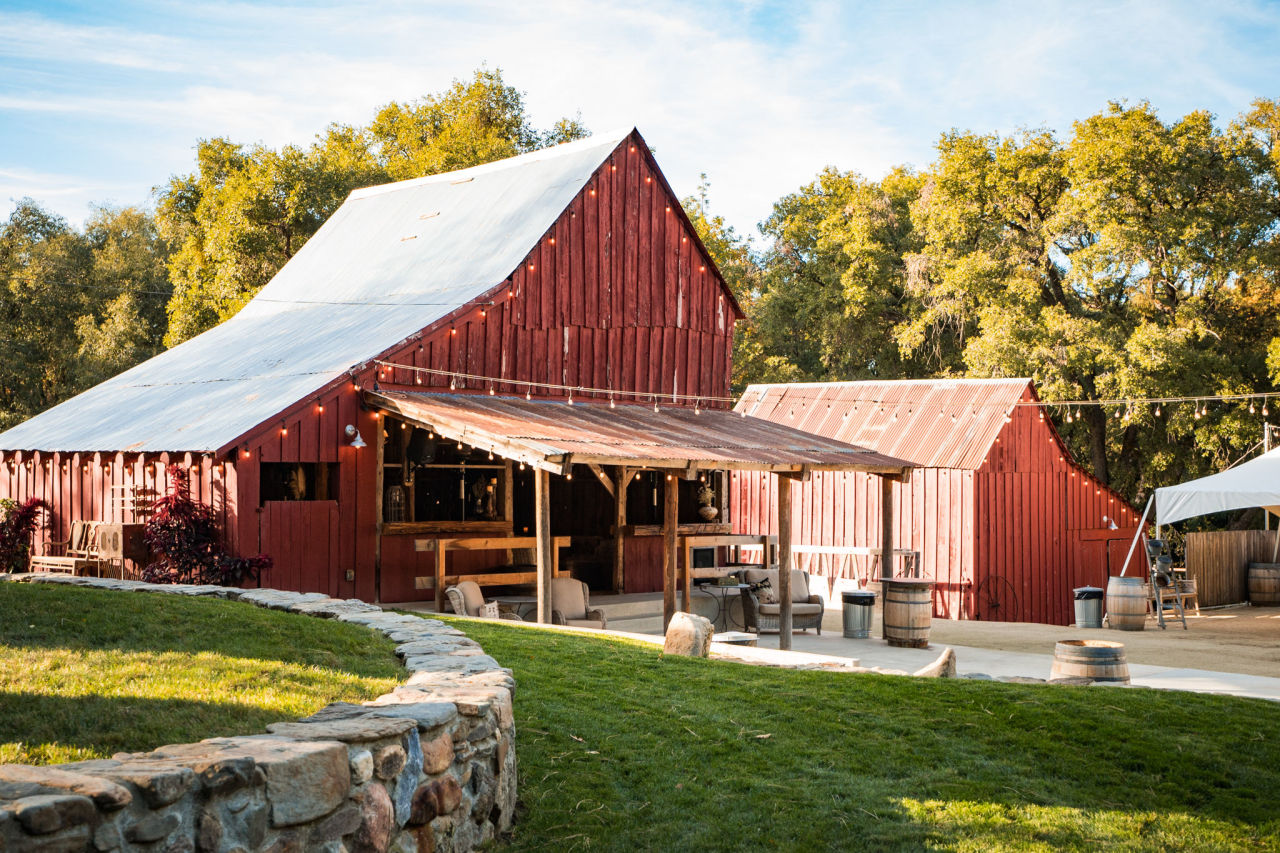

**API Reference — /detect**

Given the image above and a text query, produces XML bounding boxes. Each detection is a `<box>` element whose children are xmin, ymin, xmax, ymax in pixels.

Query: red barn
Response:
<box><xmin>0</xmin><ymin>129</ymin><xmax>911</xmax><ymax>614</ymax></box>
<box><xmin>732</xmin><ymin>380</ymin><xmax>1140</xmax><ymax>625</ymax></box>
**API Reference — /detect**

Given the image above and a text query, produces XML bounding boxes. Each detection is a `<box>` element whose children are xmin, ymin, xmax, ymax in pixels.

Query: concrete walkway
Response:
<box><xmin>395</xmin><ymin>596</ymin><xmax>1280</xmax><ymax>702</ymax></box>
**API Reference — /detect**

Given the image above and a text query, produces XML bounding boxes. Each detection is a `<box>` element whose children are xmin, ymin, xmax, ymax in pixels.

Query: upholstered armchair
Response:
<box><xmin>550</xmin><ymin>577</ymin><xmax>607</xmax><ymax>629</ymax></box>
<box><xmin>739</xmin><ymin>568</ymin><xmax>824</xmax><ymax>634</ymax></box>
<box><xmin>445</xmin><ymin>581</ymin><xmax>522</xmax><ymax>620</ymax></box>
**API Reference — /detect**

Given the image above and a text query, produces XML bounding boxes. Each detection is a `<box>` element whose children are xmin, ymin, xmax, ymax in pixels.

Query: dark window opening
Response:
<box><xmin>382</xmin><ymin>418</ymin><xmax>507</xmax><ymax>524</ymax></box>
<box><xmin>260</xmin><ymin>462</ymin><xmax>339</xmax><ymax>504</ymax></box>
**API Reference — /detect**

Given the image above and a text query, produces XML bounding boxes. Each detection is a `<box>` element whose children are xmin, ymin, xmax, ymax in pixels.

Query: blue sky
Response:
<box><xmin>3</xmin><ymin>0</ymin><xmax>1280</xmax><ymax>240</ymax></box>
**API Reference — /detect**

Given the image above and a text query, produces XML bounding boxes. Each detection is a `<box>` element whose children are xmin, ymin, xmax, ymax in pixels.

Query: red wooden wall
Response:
<box><xmin>732</xmin><ymin>386</ymin><xmax>1142</xmax><ymax>626</ymax></box>
<box><xmin>1</xmin><ymin>131</ymin><xmax>740</xmax><ymax>602</ymax></box>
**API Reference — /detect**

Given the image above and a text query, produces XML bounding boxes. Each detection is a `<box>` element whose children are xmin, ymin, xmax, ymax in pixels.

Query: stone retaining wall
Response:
<box><xmin>0</xmin><ymin>574</ymin><xmax>516</xmax><ymax>853</ymax></box>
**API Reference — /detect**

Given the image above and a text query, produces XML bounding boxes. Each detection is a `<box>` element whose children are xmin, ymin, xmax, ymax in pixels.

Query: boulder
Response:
<box><xmin>662</xmin><ymin>612</ymin><xmax>713</xmax><ymax>657</ymax></box>
<box><xmin>913</xmin><ymin>647</ymin><xmax>957</xmax><ymax>678</ymax></box>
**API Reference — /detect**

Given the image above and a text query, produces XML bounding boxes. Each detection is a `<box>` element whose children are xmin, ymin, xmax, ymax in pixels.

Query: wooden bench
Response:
<box><xmin>29</xmin><ymin>520</ymin><xmax>109</xmax><ymax>576</ymax></box>
<box><xmin>413</xmin><ymin>535</ymin><xmax>572</xmax><ymax>610</ymax></box>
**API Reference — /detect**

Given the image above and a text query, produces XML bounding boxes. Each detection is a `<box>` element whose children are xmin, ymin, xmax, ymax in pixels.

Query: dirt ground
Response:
<box><xmin>918</xmin><ymin>605</ymin><xmax>1280</xmax><ymax>677</ymax></box>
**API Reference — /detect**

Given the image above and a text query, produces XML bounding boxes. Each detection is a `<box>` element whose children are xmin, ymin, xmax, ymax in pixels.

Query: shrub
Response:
<box><xmin>0</xmin><ymin>497</ymin><xmax>50</xmax><ymax>572</ymax></box>
<box><xmin>142</xmin><ymin>464</ymin><xmax>271</xmax><ymax>586</ymax></box>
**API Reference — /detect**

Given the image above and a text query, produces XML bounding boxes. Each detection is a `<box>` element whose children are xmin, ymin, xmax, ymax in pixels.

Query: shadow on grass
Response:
<box><xmin>444</xmin><ymin>617</ymin><xmax>1280</xmax><ymax>852</ymax></box>
<box><xmin>1</xmin><ymin>583</ymin><xmax>400</xmax><ymax>677</ymax></box>
<box><xmin>0</xmin><ymin>690</ymin><xmax>288</xmax><ymax>765</ymax></box>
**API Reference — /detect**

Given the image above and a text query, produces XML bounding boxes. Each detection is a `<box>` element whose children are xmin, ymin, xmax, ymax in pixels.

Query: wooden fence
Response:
<box><xmin>1185</xmin><ymin>530</ymin><xmax>1280</xmax><ymax>606</ymax></box>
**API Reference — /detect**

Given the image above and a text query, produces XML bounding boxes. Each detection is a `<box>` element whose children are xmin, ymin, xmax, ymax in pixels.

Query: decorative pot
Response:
<box><xmin>698</xmin><ymin>505</ymin><xmax>719</xmax><ymax>521</ymax></box>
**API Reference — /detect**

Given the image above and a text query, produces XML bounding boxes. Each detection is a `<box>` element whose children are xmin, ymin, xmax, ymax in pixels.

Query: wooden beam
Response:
<box><xmin>434</xmin><ymin>536</ymin><xmax>447</xmax><ymax>614</ymax></box>
<box><xmin>613</xmin><ymin>466</ymin><xmax>629</xmax><ymax>593</ymax></box>
<box><xmin>777</xmin><ymin>473</ymin><xmax>794</xmax><ymax>650</ymax></box>
<box><xmin>588</xmin><ymin>463</ymin><xmax>614</xmax><ymax>498</ymax></box>
<box><xmin>535</xmin><ymin>468</ymin><xmax>553</xmax><ymax>624</ymax></box>
<box><xmin>881</xmin><ymin>474</ymin><xmax>895</xmax><ymax>581</ymax></box>
<box><xmin>663</xmin><ymin>473</ymin><xmax>678</xmax><ymax>629</ymax></box>
<box><xmin>682</xmin><ymin>462</ymin><xmax>700</xmax><ymax>480</ymax></box>
<box><xmin>375</xmin><ymin>413</ymin><xmax>385</xmax><ymax>604</ymax></box>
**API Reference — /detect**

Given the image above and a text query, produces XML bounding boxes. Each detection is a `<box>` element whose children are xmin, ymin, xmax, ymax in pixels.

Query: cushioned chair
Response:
<box><xmin>550</xmin><ymin>577</ymin><xmax>607</xmax><ymax>629</ymax></box>
<box><xmin>444</xmin><ymin>581</ymin><xmax>522</xmax><ymax>621</ymax></box>
<box><xmin>739</xmin><ymin>568</ymin><xmax>823</xmax><ymax>634</ymax></box>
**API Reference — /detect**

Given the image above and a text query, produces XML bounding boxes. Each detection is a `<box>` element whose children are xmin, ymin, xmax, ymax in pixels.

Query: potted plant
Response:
<box><xmin>697</xmin><ymin>482</ymin><xmax>718</xmax><ymax>521</ymax></box>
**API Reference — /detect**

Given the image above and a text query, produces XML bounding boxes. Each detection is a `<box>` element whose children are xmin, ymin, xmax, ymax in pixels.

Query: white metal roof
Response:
<box><xmin>0</xmin><ymin>128</ymin><xmax>633</xmax><ymax>453</ymax></box>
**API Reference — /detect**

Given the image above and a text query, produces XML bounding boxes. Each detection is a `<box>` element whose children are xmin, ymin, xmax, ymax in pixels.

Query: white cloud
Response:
<box><xmin>3</xmin><ymin>0</ymin><xmax>1279</xmax><ymax>239</ymax></box>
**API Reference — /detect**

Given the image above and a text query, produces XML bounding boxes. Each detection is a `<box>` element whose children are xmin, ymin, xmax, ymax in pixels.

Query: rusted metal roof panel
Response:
<box><xmin>368</xmin><ymin>391</ymin><xmax>915</xmax><ymax>474</ymax></box>
<box><xmin>736</xmin><ymin>379</ymin><xmax>1031</xmax><ymax>470</ymax></box>
<box><xmin>0</xmin><ymin>129</ymin><xmax>634</xmax><ymax>453</ymax></box>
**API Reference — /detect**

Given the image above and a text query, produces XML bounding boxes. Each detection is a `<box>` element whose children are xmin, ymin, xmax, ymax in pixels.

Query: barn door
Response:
<box><xmin>260</xmin><ymin>501</ymin><xmax>340</xmax><ymax>595</ymax></box>
<box><xmin>1073</xmin><ymin>528</ymin><xmax>1141</xmax><ymax>591</ymax></box>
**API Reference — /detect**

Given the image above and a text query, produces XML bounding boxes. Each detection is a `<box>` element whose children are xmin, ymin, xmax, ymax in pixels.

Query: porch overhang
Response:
<box><xmin>363</xmin><ymin>390</ymin><xmax>914</xmax><ymax>479</ymax></box>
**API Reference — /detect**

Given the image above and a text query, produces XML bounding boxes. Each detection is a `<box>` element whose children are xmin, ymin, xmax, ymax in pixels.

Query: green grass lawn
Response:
<box><xmin>448</xmin><ymin>618</ymin><xmax>1280</xmax><ymax>852</ymax></box>
<box><xmin>0</xmin><ymin>584</ymin><xmax>403</xmax><ymax>765</ymax></box>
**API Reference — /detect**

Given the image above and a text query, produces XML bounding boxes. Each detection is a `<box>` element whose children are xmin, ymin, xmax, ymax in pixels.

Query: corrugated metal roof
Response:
<box><xmin>735</xmin><ymin>379</ymin><xmax>1032</xmax><ymax>469</ymax></box>
<box><xmin>0</xmin><ymin>129</ymin><xmax>635</xmax><ymax>454</ymax></box>
<box><xmin>368</xmin><ymin>391</ymin><xmax>915</xmax><ymax>474</ymax></box>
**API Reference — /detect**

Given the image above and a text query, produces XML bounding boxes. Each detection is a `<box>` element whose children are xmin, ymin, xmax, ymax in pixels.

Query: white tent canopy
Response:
<box><xmin>1155</xmin><ymin>447</ymin><xmax>1280</xmax><ymax>527</ymax></box>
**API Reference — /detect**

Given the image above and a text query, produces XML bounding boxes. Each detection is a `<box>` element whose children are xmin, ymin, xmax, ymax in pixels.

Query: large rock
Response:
<box><xmin>351</xmin><ymin>783</ymin><xmax>394</xmax><ymax>853</ymax></box>
<box><xmin>0</xmin><ymin>764</ymin><xmax>131</xmax><ymax>811</ymax></box>
<box><xmin>662</xmin><ymin>612</ymin><xmax>714</xmax><ymax>657</ymax></box>
<box><xmin>913</xmin><ymin>647</ymin><xmax>957</xmax><ymax>678</ymax></box>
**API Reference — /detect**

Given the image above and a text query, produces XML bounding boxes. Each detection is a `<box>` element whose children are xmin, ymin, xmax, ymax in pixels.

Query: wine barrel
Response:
<box><xmin>881</xmin><ymin>578</ymin><xmax>933</xmax><ymax>648</ymax></box>
<box><xmin>1249</xmin><ymin>563</ymin><xmax>1280</xmax><ymax>606</ymax></box>
<box><xmin>1050</xmin><ymin>639</ymin><xmax>1130</xmax><ymax>683</ymax></box>
<box><xmin>1105</xmin><ymin>576</ymin><xmax>1148</xmax><ymax>630</ymax></box>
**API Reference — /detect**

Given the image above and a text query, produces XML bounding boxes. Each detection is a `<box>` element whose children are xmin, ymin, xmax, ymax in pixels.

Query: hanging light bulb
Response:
<box><xmin>450</xmin><ymin>376</ymin><xmax>457</xmax><ymax>390</ymax></box>
<box><xmin>609</xmin><ymin>396</ymin><xmax>616</xmax><ymax>409</ymax></box>
<box><xmin>1154</xmin><ymin>404</ymin><xmax>1161</xmax><ymax>417</ymax></box>
<box><xmin>567</xmin><ymin>393</ymin><xmax>574</xmax><ymax>406</ymax></box>
<box><xmin>1194</xmin><ymin>405</ymin><xmax>1202</xmax><ymax>420</ymax></box>
<box><xmin>489</xmin><ymin>385</ymin><xmax>495</xmax><ymax>396</ymax></box>
<box><xmin>654</xmin><ymin>399</ymin><xmax>660</xmax><ymax>413</ymax></box>
<box><xmin>1264</xmin><ymin>401</ymin><xmax>1271</xmax><ymax>417</ymax></box>
<box><xmin>1250</xmin><ymin>400</ymin><xmax>1256</xmax><ymax>414</ymax></box>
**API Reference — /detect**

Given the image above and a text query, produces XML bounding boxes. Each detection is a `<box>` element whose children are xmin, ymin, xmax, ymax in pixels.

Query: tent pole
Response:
<box><xmin>1119</xmin><ymin>495</ymin><xmax>1155</xmax><ymax>577</ymax></box>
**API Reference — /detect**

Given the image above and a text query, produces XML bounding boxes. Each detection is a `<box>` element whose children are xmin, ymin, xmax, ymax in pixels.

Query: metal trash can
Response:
<box><xmin>842</xmin><ymin>590</ymin><xmax>876</xmax><ymax>639</ymax></box>
<box><xmin>1073</xmin><ymin>586</ymin><xmax>1104</xmax><ymax>628</ymax></box>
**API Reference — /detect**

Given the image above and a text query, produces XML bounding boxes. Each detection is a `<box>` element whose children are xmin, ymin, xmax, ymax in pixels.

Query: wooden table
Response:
<box><xmin>414</xmin><ymin>535</ymin><xmax>572</xmax><ymax>611</ymax></box>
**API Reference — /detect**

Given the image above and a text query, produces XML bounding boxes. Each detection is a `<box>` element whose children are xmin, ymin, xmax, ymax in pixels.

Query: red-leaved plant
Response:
<box><xmin>0</xmin><ymin>497</ymin><xmax>50</xmax><ymax>572</ymax></box>
<box><xmin>143</xmin><ymin>464</ymin><xmax>271</xmax><ymax>586</ymax></box>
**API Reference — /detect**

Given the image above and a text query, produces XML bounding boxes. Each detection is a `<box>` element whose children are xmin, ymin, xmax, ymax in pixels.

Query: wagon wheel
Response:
<box><xmin>974</xmin><ymin>576</ymin><xmax>1020</xmax><ymax>621</ymax></box>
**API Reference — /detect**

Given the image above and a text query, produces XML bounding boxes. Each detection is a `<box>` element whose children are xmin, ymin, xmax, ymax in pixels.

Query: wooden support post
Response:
<box><xmin>535</xmin><ymin>468</ymin><xmax>553</xmax><ymax>624</ymax></box>
<box><xmin>612</xmin><ymin>467</ymin><xmax>630</xmax><ymax>593</ymax></box>
<box><xmin>881</xmin><ymin>474</ymin><xmax>895</xmax><ymax>579</ymax></box>
<box><xmin>777</xmin><ymin>473</ymin><xmax>794</xmax><ymax>650</ymax></box>
<box><xmin>434</xmin><ymin>540</ymin><xmax>447</xmax><ymax>614</ymax></box>
<box><xmin>663</xmin><ymin>473</ymin><xmax>678</xmax><ymax>629</ymax></box>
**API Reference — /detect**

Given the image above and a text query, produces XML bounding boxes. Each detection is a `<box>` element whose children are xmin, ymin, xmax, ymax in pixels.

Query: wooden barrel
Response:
<box><xmin>1050</xmin><ymin>639</ymin><xmax>1130</xmax><ymax>683</ymax></box>
<box><xmin>1105</xmin><ymin>576</ymin><xmax>1148</xmax><ymax>630</ymax></box>
<box><xmin>1248</xmin><ymin>563</ymin><xmax>1280</xmax><ymax>606</ymax></box>
<box><xmin>881</xmin><ymin>578</ymin><xmax>933</xmax><ymax>648</ymax></box>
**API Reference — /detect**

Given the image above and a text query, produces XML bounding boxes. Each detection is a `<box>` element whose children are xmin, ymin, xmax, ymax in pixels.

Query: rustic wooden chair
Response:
<box><xmin>29</xmin><ymin>521</ymin><xmax>108</xmax><ymax>576</ymax></box>
<box><xmin>1145</xmin><ymin>542</ymin><xmax>1189</xmax><ymax>630</ymax></box>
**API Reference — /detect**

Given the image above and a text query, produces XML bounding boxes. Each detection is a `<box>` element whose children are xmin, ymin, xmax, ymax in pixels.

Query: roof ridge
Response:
<box><xmin>348</xmin><ymin>127</ymin><xmax>634</xmax><ymax>201</ymax></box>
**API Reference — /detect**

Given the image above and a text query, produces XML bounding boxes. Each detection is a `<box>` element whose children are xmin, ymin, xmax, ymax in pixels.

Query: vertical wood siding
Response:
<box><xmin>732</xmin><ymin>386</ymin><xmax>1142</xmax><ymax>625</ymax></box>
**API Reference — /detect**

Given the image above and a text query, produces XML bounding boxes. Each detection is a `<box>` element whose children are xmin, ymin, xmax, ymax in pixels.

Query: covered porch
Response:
<box><xmin>366</xmin><ymin>390</ymin><xmax>913</xmax><ymax>649</ymax></box>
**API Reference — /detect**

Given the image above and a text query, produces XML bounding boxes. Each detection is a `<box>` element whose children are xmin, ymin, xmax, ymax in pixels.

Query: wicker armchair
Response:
<box><xmin>550</xmin><ymin>577</ymin><xmax>606</xmax><ymax>629</ymax></box>
<box><xmin>739</xmin><ymin>568</ymin><xmax>824</xmax><ymax>634</ymax></box>
<box><xmin>445</xmin><ymin>581</ymin><xmax>522</xmax><ymax>621</ymax></box>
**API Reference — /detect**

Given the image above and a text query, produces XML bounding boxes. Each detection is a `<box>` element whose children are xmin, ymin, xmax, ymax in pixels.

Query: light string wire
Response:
<box><xmin>372</xmin><ymin>359</ymin><xmax>1278</xmax><ymax>414</ymax></box>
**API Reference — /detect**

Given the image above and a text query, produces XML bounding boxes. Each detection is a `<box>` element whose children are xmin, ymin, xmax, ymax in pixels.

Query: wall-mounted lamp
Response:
<box><xmin>345</xmin><ymin>425</ymin><xmax>367</xmax><ymax>449</ymax></box>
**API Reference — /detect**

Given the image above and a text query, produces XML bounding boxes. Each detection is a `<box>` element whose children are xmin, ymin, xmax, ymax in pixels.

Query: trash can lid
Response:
<box><xmin>1073</xmin><ymin>586</ymin><xmax>1104</xmax><ymax>600</ymax></box>
<box><xmin>841</xmin><ymin>590</ymin><xmax>876</xmax><ymax>603</ymax></box>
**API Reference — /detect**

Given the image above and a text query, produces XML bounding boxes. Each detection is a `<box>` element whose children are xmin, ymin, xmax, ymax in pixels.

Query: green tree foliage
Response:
<box><xmin>0</xmin><ymin>201</ymin><xmax>171</xmax><ymax>429</ymax></box>
<box><xmin>747</xmin><ymin>100</ymin><xmax>1280</xmax><ymax>498</ymax></box>
<box><xmin>158</xmin><ymin>67</ymin><xmax>589</xmax><ymax>345</ymax></box>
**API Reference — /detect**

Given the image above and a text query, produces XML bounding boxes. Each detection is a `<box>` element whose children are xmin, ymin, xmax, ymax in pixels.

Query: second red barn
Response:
<box><xmin>731</xmin><ymin>379</ymin><xmax>1140</xmax><ymax>625</ymax></box>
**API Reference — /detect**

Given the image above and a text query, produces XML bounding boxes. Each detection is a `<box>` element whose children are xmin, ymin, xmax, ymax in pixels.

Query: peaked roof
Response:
<box><xmin>0</xmin><ymin>129</ymin><xmax>636</xmax><ymax>454</ymax></box>
<box><xmin>736</xmin><ymin>379</ymin><xmax>1033</xmax><ymax>469</ymax></box>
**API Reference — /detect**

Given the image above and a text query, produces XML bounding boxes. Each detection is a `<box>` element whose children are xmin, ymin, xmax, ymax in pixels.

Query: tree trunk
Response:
<box><xmin>1084</xmin><ymin>405</ymin><xmax>1109</xmax><ymax>486</ymax></box>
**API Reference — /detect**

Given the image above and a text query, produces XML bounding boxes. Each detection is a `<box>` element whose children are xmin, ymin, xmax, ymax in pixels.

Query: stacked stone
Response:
<box><xmin>0</xmin><ymin>574</ymin><xmax>516</xmax><ymax>853</ymax></box>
